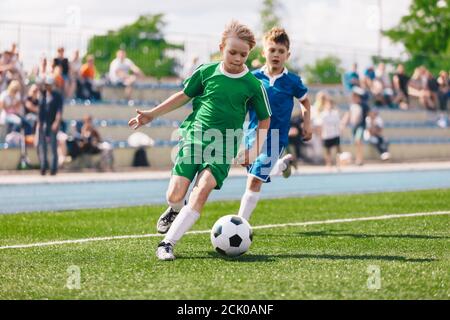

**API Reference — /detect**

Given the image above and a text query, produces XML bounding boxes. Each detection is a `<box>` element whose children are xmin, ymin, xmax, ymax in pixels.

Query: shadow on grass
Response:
<box><xmin>176</xmin><ymin>251</ymin><xmax>435</xmax><ymax>263</ymax></box>
<box><xmin>263</xmin><ymin>230</ymin><xmax>449</xmax><ymax>241</ymax></box>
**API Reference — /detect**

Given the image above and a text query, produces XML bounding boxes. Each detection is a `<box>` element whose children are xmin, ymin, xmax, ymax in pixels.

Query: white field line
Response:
<box><xmin>1</xmin><ymin>211</ymin><xmax>449</xmax><ymax>250</ymax></box>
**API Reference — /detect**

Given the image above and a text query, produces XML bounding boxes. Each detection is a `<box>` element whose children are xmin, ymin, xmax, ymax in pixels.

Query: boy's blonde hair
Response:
<box><xmin>221</xmin><ymin>20</ymin><xmax>256</xmax><ymax>50</ymax></box>
<box><xmin>264</xmin><ymin>27</ymin><xmax>290</xmax><ymax>50</ymax></box>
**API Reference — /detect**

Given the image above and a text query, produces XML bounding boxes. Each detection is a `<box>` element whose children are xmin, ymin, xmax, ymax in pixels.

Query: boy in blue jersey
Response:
<box><xmin>238</xmin><ymin>27</ymin><xmax>312</xmax><ymax>222</ymax></box>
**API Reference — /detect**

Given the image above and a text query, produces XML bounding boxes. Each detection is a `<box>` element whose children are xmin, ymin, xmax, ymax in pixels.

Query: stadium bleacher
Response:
<box><xmin>0</xmin><ymin>84</ymin><xmax>449</xmax><ymax>170</ymax></box>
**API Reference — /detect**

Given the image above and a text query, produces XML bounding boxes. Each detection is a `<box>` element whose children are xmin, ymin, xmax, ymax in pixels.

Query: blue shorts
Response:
<box><xmin>246</xmin><ymin>142</ymin><xmax>285</xmax><ymax>183</ymax></box>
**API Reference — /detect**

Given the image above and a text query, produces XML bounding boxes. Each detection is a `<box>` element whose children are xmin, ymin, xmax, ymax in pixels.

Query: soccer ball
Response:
<box><xmin>210</xmin><ymin>215</ymin><xmax>253</xmax><ymax>257</ymax></box>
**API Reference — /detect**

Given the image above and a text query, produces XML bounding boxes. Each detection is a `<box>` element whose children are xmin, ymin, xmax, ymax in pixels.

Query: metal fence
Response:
<box><xmin>0</xmin><ymin>20</ymin><xmax>406</xmax><ymax>79</ymax></box>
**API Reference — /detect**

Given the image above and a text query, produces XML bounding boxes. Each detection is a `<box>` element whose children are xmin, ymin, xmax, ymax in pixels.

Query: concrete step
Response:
<box><xmin>1</xmin><ymin>141</ymin><xmax>449</xmax><ymax>171</ymax></box>
<box><xmin>64</xmin><ymin>103</ymin><xmax>192</xmax><ymax>122</ymax></box>
<box><xmin>101</xmin><ymin>86</ymin><xmax>180</xmax><ymax>101</ymax></box>
<box><xmin>64</xmin><ymin>102</ymin><xmax>438</xmax><ymax>125</ymax></box>
<box><xmin>96</xmin><ymin>126</ymin><xmax>179</xmax><ymax>141</ymax></box>
<box><xmin>95</xmin><ymin>125</ymin><xmax>450</xmax><ymax>142</ymax></box>
<box><xmin>340</xmin><ymin>127</ymin><xmax>450</xmax><ymax>140</ymax></box>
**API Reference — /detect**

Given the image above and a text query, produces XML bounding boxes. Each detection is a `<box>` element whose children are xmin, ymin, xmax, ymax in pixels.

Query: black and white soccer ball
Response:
<box><xmin>210</xmin><ymin>215</ymin><xmax>253</xmax><ymax>257</ymax></box>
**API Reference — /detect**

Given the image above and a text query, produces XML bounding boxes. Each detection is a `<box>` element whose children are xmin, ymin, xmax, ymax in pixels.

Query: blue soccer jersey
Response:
<box><xmin>246</xmin><ymin>66</ymin><xmax>308</xmax><ymax>149</ymax></box>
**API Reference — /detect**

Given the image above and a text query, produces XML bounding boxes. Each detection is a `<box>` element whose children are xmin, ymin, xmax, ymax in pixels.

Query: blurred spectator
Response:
<box><xmin>372</xmin><ymin>63</ymin><xmax>394</xmax><ymax>107</ymax></box>
<box><xmin>52</xmin><ymin>47</ymin><xmax>70</xmax><ymax>96</ymax></box>
<box><xmin>312</xmin><ymin>90</ymin><xmax>329</xmax><ymax>117</ymax></box>
<box><xmin>437</xmin><ymin>71</ymin><xmax>449</xmax><ymax>112</ymax></box>
<box><xmin>392</xmin><ymin>64</ymin><xmax>410</xmax><ymax>110</ymax></box>
<box><xmin>362</xmin><ymin>66</ymin><xmax>375</xmax><ymax>91</ymax></box>
<box><xmin>408</xmin><ymin>66</ymin><xmax>436</xmax><ymax>110</ymax></box>
<box><xmin>108</xmin><ymin>49</ymin><xmax>143</xmax><ymax>100</ymax></box>
<box><xmin>343</xmin><ymin>63</ymin><xmax>360</xmax><ymax>92</ymax></box>
<box><xmin>0</xmin><ymin>80</ymin><xmax>23</xmax><ymax>134</ymax></box>
<box><xmin>426</xmin><ymin>69</ymin><xmax>439</xmax><ymax>111</ymax></box>
<box><xmin>68</xmin><ymin>50</ymin><xmax>82</xmax><ymax>98</ymax></box>
<box><xmin>287</xmin><ymin>114</ymin><xmax>304</xmax><ymax>162</ymax></box>
<box><xmin>38</xmin><ymin>56</ymin><xmax>49</xmax><ymax>77</ymax></box>
<box><xmin>315</xmin><ymin>97</ymin><xmax>342</xmax><ymax>169</ymax></box>
<box><xmin>67</xmin><ymin>114</ymin><xmax>113</xmax><ymax>171</ymax></box>
<box><xmin>79</xmin><ymin>114</ymin><xmax>101</xmax><ymax>155</ymax></box>
<box><xmin>37</xmin><ymin>76</ymin><xmax>63</xmax><ymax>176</ymax></box>
<box><xmin>364</xmin><ymin>109</ymin><xmax>390</xmax><ymax>161</ymax></box>
<box><xmin>342</xmin><ymin>86</ymin><xmax>369</xmax><ymax>166</ymax></box>
<box><xmin>77</xmin><ymin>55</ymin><xmax>101</xmax><ymax>100</ymax></box>
<box><xmin>408</xmin><ymin>67</ymin><xmax>425</xmax><ymax>103</ymax></box>
<box><xmin>310</xmin><ymin>91</ymin><xmax>331</xmax><ymax>163</ymax></box>
<box><xmin>53</xmin><ymin>65</ymin><xmax>66</xmax><ymax>94</ymax></box>
<box><xmin>24</xmin><ymin>84</ymin><xmax>39</xmax><ymax>137</ymax></box>
<box><xmin>0</xmin><ymin>51</ymin><xmax>17</xmax><ymax>92</ymax></box>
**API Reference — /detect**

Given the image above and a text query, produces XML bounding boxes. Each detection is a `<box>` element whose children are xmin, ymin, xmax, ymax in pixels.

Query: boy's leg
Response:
<box><xmin>335</xmin><ymin>145</ymin><xmax>342</xmax><ymax>169</ymax></box>
<box><xmin>156</xmin><ymin>175</ymin><xmax>191</xmax><ymax>234</ymax></box>
<box><xmin>324</xmin><ymin>147</ymin><xmax>332</xmax><ymax>167</ymax></box>
<box><xmin>50</xmin><ymin>131</ymin><xmax>58</xmax><ymax>175</ymax></box>
<box><xmin>355</xmin><ymin>141</ymin><xmax>364</xmax><ymax>165</ymax></box>
<box><xmin>157</xmin><ymin>169</ymin><xmax>217</xmax><ymax>260</ymax></box>
<box><xmin>238</xmin><ymin>144</ymin><xmax>284</xmax><ymax>221</ymax></box>
<box><xmin>38</xmin><ymin>131</ymin><xmax>48</xmax><ymax>175</ymax></box>
<box><xmin>238</xmin><ymin>176</ymin><xmax>262</xmax><ymax>222</ymax></box>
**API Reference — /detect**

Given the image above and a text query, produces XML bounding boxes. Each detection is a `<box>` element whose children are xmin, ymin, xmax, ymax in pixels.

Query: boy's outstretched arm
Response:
<box><xmin>238</xmin><ymin>117</ymin><xmax>271</xmax><ymax>167</ymax></box>
<box><xmin>300</xmin><ymin>97</ymin><xmax>312</xmax><ymax>141</ymax></box>
<box><xmin>128</xmin><ymin>91</ymin><xmax>191</xmax><ymax>130</ymax></box>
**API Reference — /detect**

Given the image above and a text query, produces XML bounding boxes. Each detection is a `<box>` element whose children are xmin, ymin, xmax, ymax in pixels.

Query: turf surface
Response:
<box><xmin>0</xmin><ymin>189</ymin><xmax>449</xmax><ymax>299</ymax></box>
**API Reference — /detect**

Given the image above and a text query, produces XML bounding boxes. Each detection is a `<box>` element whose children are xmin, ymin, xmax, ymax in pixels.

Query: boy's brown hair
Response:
<box><xmin>221</xmin><ymin>20</ymin><xmax>256</xmax><ymax>50</ymax></box>
<box><xmin>264</xmin><ymin>27</ymin><xmax>290</xmax><ymax>50</ymax></box>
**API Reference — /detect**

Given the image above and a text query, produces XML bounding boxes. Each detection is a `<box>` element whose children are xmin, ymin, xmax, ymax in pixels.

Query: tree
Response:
<box><xmin>248</xmin><ymin>0</ymin><xmax>284</xmax><ymax>69</ymax></box>
<box><xmin>304</xmin><ymin>56</ymin><xmax>344</xmax><ymax>84</ymax></box>
<box><xmin>86</xmin><ymin>14</ymin><xmax>183</xmax><ymax>78</ymax></box>
<box><xmin>383</xmin><ymin>0</ymin><xmax>450</xmax><ymax>74</ymax></box>
<box><xmin>259</xmin><ymin>0</ymin><xmax>282</xmax><ymax>33</ymax></box>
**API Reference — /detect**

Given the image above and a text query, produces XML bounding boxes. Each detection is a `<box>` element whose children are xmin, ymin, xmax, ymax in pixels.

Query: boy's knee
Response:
<box><xmin>191</xmin><ymin>184</ymin><xmax>213</xmax><ymax>200</ymax></box>
<box><xmin>249</xmin><ymin>178</ymin><xmax>262</xmax><ymax>192</ymax></box>
<box><xmin>166</xmin><ymin>191</ymin><xmax>185</xmax><ymax>204</ymax></box>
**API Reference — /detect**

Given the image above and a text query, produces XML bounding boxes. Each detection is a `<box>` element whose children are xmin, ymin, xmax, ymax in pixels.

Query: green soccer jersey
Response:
<box><xmin>181</xmin><ymin>62</ymin><xmax>272</xmax><ymax>146</ymax></box>
<box><xmin>172</xmin><ymin>61</ymin><xmax>271</xmax><ymax>189</ymax></box>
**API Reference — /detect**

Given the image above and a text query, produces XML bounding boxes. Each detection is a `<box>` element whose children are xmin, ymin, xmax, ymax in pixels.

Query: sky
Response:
<box><xmin>0</xmin><ymin>0</ymin><xmax>412</xmax><ymax>72</ymax></box>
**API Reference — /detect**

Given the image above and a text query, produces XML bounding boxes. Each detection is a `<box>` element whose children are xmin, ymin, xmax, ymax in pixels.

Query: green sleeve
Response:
<box><xmin>248</xmin><ymin>82</ymin><xmax>272</xmax><ymax>120</ymax></box>
<box><xmin>183</xmin><ymin>65</ymin><xmax>204</xmax><ymax>98</ymax></box>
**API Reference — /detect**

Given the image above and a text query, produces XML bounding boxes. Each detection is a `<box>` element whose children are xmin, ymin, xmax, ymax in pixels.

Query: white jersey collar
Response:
<box><xmin>261</xmin><ymin>65</ymin><xmax>288</xmax><ymax>86</ymax></box>
<box><xmin>219</xmin><ymin>62</ymin><xmax>249</xmax><ymax>78</ymax></box>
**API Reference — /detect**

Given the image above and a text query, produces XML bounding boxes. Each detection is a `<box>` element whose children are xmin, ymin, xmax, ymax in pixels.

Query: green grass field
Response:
<box><xmin>0</xmin><ymin>189</ymin><xmax>449</xmax><ymax>299</ymax></box>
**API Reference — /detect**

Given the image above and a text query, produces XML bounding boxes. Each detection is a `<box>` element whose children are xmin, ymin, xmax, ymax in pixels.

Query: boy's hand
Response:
<box><xmin>235</xmin><ymin>149</ymin><xmax>251</xmax><ymax>167</ymax></box>
<box><xmin>128</xmin><ymin>109</ymin><xmax>153</xmax><ymax>130</ymax></box>
<box><xmin>302</xmin><ymin>122</ymin><xmax>313</xmax><ymax>141</ymax></box>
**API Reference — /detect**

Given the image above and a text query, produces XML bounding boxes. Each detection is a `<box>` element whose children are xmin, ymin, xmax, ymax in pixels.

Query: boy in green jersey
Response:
<box><xmin>128</xmin><ymin>21</ymin><xmax>271</xmax><ymax>260</ymax></box>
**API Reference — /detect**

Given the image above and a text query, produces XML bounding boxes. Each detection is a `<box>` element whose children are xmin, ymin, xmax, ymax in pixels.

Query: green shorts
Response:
<box><xmin>172</xmin><ymin>142</ymin><xmax>232</xmax><ymax>190</ymax></box>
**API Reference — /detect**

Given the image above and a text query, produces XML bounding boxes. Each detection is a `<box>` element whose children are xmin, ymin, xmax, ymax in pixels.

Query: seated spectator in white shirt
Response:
<box><xmin>108</xmin><ymin>49</ymin><xmax>143</xmax><ymax>100</ymax></box>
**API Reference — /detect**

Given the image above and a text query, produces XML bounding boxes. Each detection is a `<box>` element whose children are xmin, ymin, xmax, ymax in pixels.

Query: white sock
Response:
<box><xmin>164</xmin><ymin>206</ymin><xmax>200</xmax><ymax>246</ymax></box>
<box><xmin>167</xmin><ymin>199</ymin><xmax>184</xmax><ymax>212</ymax></box>
<box><xmin>238</xmin><ymin>190</ymin><xmax>260</xmax><ymax>222</ymax></box>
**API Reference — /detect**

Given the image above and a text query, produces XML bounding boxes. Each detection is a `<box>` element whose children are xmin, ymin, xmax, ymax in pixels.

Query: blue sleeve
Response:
<box><xmin>293</xmin><ymin>76</ymin><xmax>308</xmax><ymax>100</ymax></box>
